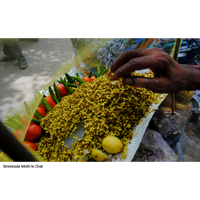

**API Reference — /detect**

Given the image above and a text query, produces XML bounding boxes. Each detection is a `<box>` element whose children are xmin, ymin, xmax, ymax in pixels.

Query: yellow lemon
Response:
<box><xmin>175</xmin><ymin>103</ymin><xmax>186</xmax><ymax>110</ymax></box>
<box><xmin>102</xmin><ymin>136</ymin><xmax>123</xmax><ymax>154</ymax></box>
<box><xmin>91</xmin><ymin>149</ymin><xmax>108</xmax><ymax>161</ymax></box>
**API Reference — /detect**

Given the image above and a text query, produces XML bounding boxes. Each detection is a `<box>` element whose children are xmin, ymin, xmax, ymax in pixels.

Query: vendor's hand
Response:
<box><xmin>109</xmin><ymin>48</ymin><xmax>200</xmax><ymax>93</ymax></box>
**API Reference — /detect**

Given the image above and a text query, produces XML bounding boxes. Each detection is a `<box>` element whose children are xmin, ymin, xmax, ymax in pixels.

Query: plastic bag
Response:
<box><xmin>133</xmin><ymin>128</ymin><xmax>178</xmax><ymax>162</ymax></box>
<box><xmin>71</xmin><ymin>38</ymin><xmax>156</xmax><ymax>71</ymax></box>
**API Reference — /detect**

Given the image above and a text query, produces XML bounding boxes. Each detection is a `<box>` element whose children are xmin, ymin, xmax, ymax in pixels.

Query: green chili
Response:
<box><xmin>60</xmin><ymin>77</ymin><xmax>63</xmax><ymax>84</ymax></box>
<box><xmin>57</xmin><ymin>80</ymin><xmax>62</xmax><ymax>84</ymax></box>
<box><xmin>82</xmin><ymin>72</ymin><xmax>88</xmax><ymax>77</ymax></box>
<box><xmin>76</xmin><ymin>73</ymin><xmax>80</xmax><ymax>78</ymax></box>
<box><xmin>5</xmin><ymin>116</ymin><xmax>23</xmax><ymax>129</ymax></box>
<box><xmin>4</xmin><ymin>121</ymin><xmax>22</xmax><ymax>130</ymax></box>
<box><xmin>34</xmin><ymin>109</ymin><xmax>43</xmax><ymax>119</ymax></box>
<box><xmin>63</xmin><ymin>77</ymin><xmax>67</xmax><ymax>83</ymax></box>
<box><xmin>24</xmin><ymin>115</ymin><xmax>41</xmax><ymax>124</ymax></box>
<box><xmin>70</xmin><ymin>76</ymin><xmax>86</xmax><ymax>84</ymax></box>
<box><xmin>65</xmin><ymin>73</ymin><xmax>75</xmax><ymax>83</ymax></box>
<box><xmin>88</xmin><ymin>71</ymin><xmax>92</xmax><ymax>78</ymax></box>
<box><xmin>97</xmin><ymin>66</ymin><xmax>101</xmax><ymax>77</ymax></box>
<box><xmin>61</xmin><ymin>77</ymin><xmax>73</xmax><ymax>94</ymax></box>
<box><xmin>53</xmin><ymin>82</ymin><xmax>61</xmax><ymax>102</ymax></box>
<box><xmin>31</xmin><ymin>118</ymin><xmax>41</xmax><ymax>124</ymax></box>
<box><xmin>93</xmin><ymin>73</ymin><xmax>97</xmax><ymax>78</ymax></box>
<box><xmin>102</xmin><ymin>67</ymin><xmax>109</xmax><ymax>75</ymax></box>
<box><xmin>41</xmin><ymin>97</ymin><xmax>52</xmax><ymax>111</ymax></box>
<box><xmin>6</xmin><ymin>116</ymin><xmax>23</xmax><ymax>128</ymax></box>
<box><xmin>49</xmin><ymin>86</ymin><xmax>59</xmax><ymax>103</ymax></box>
<box><xmin>14</xmin><ymin>114</ymin><xmax>23</xmax><ymax>121</ymax></box>
<box><xmin>66</xmin><ymin>83</ymin><xmax>79</xmax><ymax>87</ymax></box>
<box><xmin>24</xmin><ymin>101</ymin><xmax>31</xmax><ymax>116</ymax></box>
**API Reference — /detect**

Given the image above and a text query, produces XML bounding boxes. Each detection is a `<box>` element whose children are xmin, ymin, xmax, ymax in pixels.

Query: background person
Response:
<box><xmin>0</xmin><ymin>39</ymin><xmax>28</xmax><ymax>69</ymax></box>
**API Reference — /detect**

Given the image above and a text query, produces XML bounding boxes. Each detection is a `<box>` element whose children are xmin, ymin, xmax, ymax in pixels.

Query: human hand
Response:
<box><xmin>109</xmin><ymin>48</ymin><xmax>200</xmax><ymax>93</ymax></box>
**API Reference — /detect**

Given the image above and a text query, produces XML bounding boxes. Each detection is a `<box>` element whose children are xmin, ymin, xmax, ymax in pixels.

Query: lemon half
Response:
<box><xmin>91</xmin><ymin>149</ymin><xmax>108</xmax><ymax>161</ymax></box>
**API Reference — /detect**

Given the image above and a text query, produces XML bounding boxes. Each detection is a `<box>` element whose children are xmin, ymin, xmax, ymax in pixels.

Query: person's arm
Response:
<box><xmin>109</xmin><ymin>48</ymin><xmax>200</xmax><ymax>93</ymax></box>
<box><xmin>180</xmin><ymin>64</ymin><xmax>200</xmax><ymax>91</ymax></box>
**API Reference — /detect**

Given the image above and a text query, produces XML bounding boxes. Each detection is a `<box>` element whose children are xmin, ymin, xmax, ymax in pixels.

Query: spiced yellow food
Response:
<box><xmin>36</xmin><ymin>73</ymin><xmax>162</xmax><ymax>161</ymax></box>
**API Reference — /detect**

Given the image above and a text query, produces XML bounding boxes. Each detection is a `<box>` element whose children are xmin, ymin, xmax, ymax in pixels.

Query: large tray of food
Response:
<box><xmin>2</xmin><ymin>65</ymin><xmax>166</xmax><ymax>162</ymax></box>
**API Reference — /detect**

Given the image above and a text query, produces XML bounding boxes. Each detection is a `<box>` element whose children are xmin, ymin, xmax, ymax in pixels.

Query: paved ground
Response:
<box><xmin>0</xmin><ymin>39</ymin><xmax>74</xmax><ymax>122</ymax></box>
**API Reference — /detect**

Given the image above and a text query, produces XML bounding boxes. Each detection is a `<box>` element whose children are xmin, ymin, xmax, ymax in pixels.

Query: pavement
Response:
<box><xmin>0</xmin><ymin>38</ymin><xmax>74</xmax><ymax>122</ymax></box>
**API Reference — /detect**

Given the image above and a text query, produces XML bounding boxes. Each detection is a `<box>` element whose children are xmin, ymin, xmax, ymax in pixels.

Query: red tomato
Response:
<box><xmin>45</xmin><ymin>96</ymin><xmax>56</xmax><ymax>108</ymax></box>
<box><xmin>23</xmin><ymin>141</ymin><xmax>37</xmax><ymax>151</ymax></box>
<box><xmin>21</xmin><ymin>117</ymin><xmax>29</xmax><ymax>126</ymax></box>
<box><xmin>76</xmin><ymin>82</ymin><xmax>80</xmax><ymax>85</ymax></box>
<box><xmin>25</xmin><ymin>124</ymin><xmax>42</xmax><ymax>141</ymax></box>
<box><xmin>90</xmin><ymin>76</ymin><xmax>96</xmax><ymax>81</ymax></box>
<box><xmin>14</xmin><ymin>129</ymin><xmax>23</xmax><ymax>138</ymax></box>
<box><xmin>36</xmin><ymin>107</ymin><xmax>46</xmax><ymax>117</ymax></box>
<box><xmin>21</xmin><ymin>116</ymin><xmax>38</xmax><ymax>127</ymax></box>
<box><xmin>82</xmin><ymin>76</ymin><xmax>91</xmax><ymax>82</ymax></box>
<box><xmin>56</xmin><ymin>84</ymin><xmax>68</xmax><ymax>96</ymax></box>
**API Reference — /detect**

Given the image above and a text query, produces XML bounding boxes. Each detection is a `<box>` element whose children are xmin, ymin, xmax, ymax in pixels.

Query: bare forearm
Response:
<box><xmin>109</xmin><ymin>48</ymin><xmax>200</xmax><ymax>93</ymax></box>
<box><xmin>182</xmin><ymin>65</ymin><xmax>200</xmax><ymax>91</ymax></box>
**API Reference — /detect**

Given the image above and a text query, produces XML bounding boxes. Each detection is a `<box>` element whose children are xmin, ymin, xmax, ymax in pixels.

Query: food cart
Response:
<box><xmin>1</xmin><ymin>38</ymin><xmax>198</xmax><ymax>162</ymax></box>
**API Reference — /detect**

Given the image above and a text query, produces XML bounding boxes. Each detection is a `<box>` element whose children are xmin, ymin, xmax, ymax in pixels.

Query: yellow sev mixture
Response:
<box><xmin>36</xmin><ymin>72</ymin><xmax>162</xmax><ymax>162</ymax></box>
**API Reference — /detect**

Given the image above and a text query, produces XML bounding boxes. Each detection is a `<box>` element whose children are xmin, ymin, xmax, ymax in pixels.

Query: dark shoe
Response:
<box><xmin>0</xmin><ymin>55</ymin><xmax>16</xmax><ymax>62</ymax></box>
<box><xmin>19</xmin><ymin>61</ymin><xmax>28</xmax><ymax>69</ymax></box>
